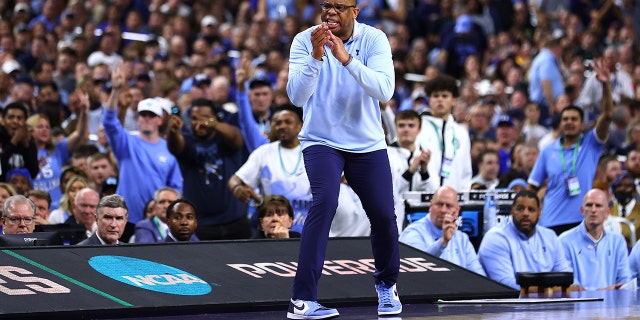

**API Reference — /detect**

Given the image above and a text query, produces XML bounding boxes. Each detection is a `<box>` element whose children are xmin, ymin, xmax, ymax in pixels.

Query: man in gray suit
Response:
<box><xmin>77</xmin><ymin>194</ymin><xmax>128</xmax><ymax>245</ymax></box>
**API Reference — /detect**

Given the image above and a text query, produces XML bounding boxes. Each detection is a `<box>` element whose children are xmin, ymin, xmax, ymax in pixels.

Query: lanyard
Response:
<box><xmin>429</xmin><ymin>120</ymin><xmax>457</xmax><ymax>156</ymax></box>
<box><xmin>152</xmin><ymin>216</ymin><xmax>166</xmax><ymax>239</ymax></box>
<box><xmin>560</xmin><ymin>135</ymin><xmax>582</xmax><ymax>176</ymax></box>
<box><xmin>278</xmin><ymin>142</ymin><xmax>302</xmax><ymax>176</ymax></box>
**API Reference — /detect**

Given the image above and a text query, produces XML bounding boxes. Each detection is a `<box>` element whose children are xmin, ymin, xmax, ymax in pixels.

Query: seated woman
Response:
<box><xmin>253</xmin><ymin>195</ymin><xmax>300</xmax><ymax>239</ymax></box>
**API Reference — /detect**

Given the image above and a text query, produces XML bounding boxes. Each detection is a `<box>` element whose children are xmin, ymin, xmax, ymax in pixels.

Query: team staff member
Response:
<box><xmin>528</xmin><ymin>58</ymin><xmax>613</xmax><ymax>235</ymax></box>
<box><xmin>286</xmin><ymin>1</ymin><xmax>401</xmax><ymax>318</ymax></box>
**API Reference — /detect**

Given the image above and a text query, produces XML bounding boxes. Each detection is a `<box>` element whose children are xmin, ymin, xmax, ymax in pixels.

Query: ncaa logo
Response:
<box><xmin>89</xmin><ymin>256</ymin><xmax>212</xmax><ymax>295</ymax></box>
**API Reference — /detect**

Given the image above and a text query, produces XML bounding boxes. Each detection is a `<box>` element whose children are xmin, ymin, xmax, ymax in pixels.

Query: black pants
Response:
<box><xmin>196</xmin><ymin>216</ymin><xmax>252</xmax><ymax>240</ymax></box>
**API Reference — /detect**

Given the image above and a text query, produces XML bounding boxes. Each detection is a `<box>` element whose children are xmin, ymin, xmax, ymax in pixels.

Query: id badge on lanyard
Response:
<box><xmin>566</xmin><ymin>176</ymin><xmax>581</xmax><ymax>196</ymax></box>
<box><xmin>440</xmin><ymin>157</ymin><xmax>453</xmax><ymax>178</ymax></box>
<box><xmin>561</xmin><ymin>136</ymin><xmax>582</xmax><ymax>197</ymax></box>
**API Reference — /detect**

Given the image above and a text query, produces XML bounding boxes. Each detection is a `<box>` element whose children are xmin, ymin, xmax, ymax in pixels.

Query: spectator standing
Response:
<box><xmin>528</xmin><ymin>36</ymin><xmax>565</xmax><ymax>124</ymax></box>
<box><xmin>103</xmin><ymin>66</ymin><xmax>183</xmax><ymax>224</ymax></box>
<box><xmin>416</xmin><ymin>74</ymin><xmax>472</xmax><ymax>193</ymax></box>
<box><xmin>166</xmin><ymin>98</ymin><xmax>248</xmax><ymax>240</ymax></box>
<box><xmin>229</xmin><ymin>105</ymin><xmax>310</xmax><ymax>234</ymax></box>
<box><xmin>0</xmin><ymin>102</ymin><xmax>39</xmax><ymax>182</ymax></box>
<box><xmin>28</xmin><ymin>91</ymin><xmax>89</xmax><ymax>210</ymax></box>
<box><xmin>528</xmin><ymin>58</ymin><xmax>614</xmax><ymax>235</ymax></box>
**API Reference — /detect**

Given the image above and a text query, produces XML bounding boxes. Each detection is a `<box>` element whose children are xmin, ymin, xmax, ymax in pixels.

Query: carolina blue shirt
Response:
<box><xmin>400</xmin><ymin>214</ymin><xmax>486</xmax><ymax>276</ymax></box>
<box><xmin>559</xmin><ymin>222</ymin><xmax>631</xmax><ymax>290</ymax></box>
<box><xmin>236</xmin><ymin>88</ymin><xmax>268</xmax><ymax>153</ymax></box>
<box><xmin>478</xmin><ymin>218</ymin><xmax>572</xmax><ymax>289</ymax></box>
<box><xmin>528</xmin><ymin>129</ymin><xmax>604</xmax><ymax>227</ymax></box>
<box><xmin>528</xmin><ymin>48</ymin><xmax>565</xmax><ymax>107</ymax></box>
<box><xmin>287</xmin><ymin>21</ymin><xmax>394</xmax><ymax>153</ymax></box>
<box><xmin>32</xmin><ymin>139</ymin><xmax>69</xmax><ymax>211</ymax></box>
<box><xmin>102</xmin><ymin>109</ymin><xmax>183</xmax><ymax>223</ymax></box>
<box><xmin>630</xmin><ymin>241</ymin><xmax>640</xmax><ymax>282</ymax></box>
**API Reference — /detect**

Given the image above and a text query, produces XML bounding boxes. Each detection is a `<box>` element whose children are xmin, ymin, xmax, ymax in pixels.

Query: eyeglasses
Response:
<box><xmin>3</xmin><ymin>216</ymin><xmax>35</xmax><ymax>225</ymax></box>
<box><xmin>320</xmin><ymin>3</ymin><xmax>356</xmax><ymax>12</ymax></box>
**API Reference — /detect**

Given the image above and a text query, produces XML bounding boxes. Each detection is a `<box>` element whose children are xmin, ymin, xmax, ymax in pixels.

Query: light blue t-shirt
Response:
<box><xmin>102</xmin><ymin>109</ymin><xmax>183</xmax><ymax>223</ymax></box>
<box><xmin>528</xmin><ymin>130</ymin><xmax>604</xmax><ymax>227</ymax></box>
<box><xmin>32</xmin><ymin>139</ymin><xmax>69</xmax><ymax>211</ymax></box>
<box><xmin>528</xmin><ymin>48</ymin><xmax>565</xmax><ymax>107</ymax></box>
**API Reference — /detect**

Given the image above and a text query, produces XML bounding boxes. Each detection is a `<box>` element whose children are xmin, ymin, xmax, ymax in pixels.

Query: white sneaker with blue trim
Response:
<box><xmin>287</xmin><ymin>299</ymin><xmax>339</xmax><ymax>319</ymax></box>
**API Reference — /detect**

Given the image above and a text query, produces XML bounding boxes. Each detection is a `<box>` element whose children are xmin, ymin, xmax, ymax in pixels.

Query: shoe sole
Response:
<box><xmin>378</xmin><ymin>307</ymin><xmax>402</xmax><ymax>316</ymax></box>
<box><xmin>286</xmin><ymin>312</ymin><xmax>340</xmax><ymax>319</ymax></box>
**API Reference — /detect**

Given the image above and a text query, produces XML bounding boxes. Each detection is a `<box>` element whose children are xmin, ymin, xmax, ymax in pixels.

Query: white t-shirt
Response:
<box><xmin>234</xmin><ymin>141</ymin><xmax>312</xmax><ymax>232</ymax></box>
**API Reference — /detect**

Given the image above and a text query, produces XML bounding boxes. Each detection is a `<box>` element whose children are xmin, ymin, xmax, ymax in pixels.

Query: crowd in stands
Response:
<box><xmin>1</xmin><ymin>0</ymin><xmax>640</xmax><ymax>289</ymax></box>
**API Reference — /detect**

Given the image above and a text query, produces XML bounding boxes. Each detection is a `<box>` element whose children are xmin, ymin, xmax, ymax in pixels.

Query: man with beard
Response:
<box><xmin>228</xmin><ymin>105</ymin><xmax>310</xmax><ymax>234</ymax></box>
<box><xmin>286</xmin><ymin>1</ymin><xmax>401</xmax><ymax>317</ymax></box>
<box><xmin>559</xmin><ymin>189</ymin><xmax>631</xmax><ymax>290</ymax></box>
<box><xmin>528</xmin><ymin>58</ymin><xmax>614</xmax><ymax>235</ymax></box>
<box><xmin>478</xmin><ymin>190</ymin><xmax>572</xmax><ymax>290</ymax></box>
<box><xmin>166</xmin><ymin>98</ymin><xmax>248</xmax><ymax>240</ymax></box>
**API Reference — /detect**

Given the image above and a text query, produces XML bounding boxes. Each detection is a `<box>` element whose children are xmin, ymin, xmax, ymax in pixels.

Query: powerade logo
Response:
<box><xmin>89</xmin><ymin>256</ymin><xmax>212</xmax><ymax>295</ymax></box>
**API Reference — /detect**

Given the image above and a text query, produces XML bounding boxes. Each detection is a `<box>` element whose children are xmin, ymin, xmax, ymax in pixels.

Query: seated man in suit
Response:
<box><xmin>400</xmin><ymin>186</ymin><xmax>485</xmax><ymax>275</ymax></box>
<box><xmin>77</xmin><ymin>194</ymin><xmax>128</xmax><ymax>245</ymax></box>
<box><xmin>165</xmin><ymin>198</ymin><xmax>199</xmax><ymax>242</ymax></box>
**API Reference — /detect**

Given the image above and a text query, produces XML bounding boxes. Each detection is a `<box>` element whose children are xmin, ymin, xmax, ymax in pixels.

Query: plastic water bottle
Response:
<box><xmin>483</xmin><ymin>191</ymin><xmax>497</xmax><ymax>234</ymax></box>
